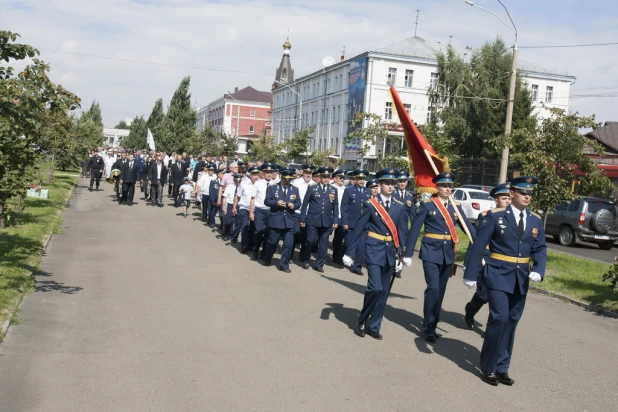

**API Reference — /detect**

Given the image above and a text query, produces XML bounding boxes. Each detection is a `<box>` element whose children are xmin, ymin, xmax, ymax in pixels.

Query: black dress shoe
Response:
<box><xmin>464</xmin><ymin>314</ymin><xmax>475</xmax><ymax>329</ymax></box>
<box><xmin>240</xmin><ymin>249</ymin><xmax>247</xmax><ymax>254</ymax></box>
<box><xmin>496</xmin><ymin>373</ymin><xmax>515</xmax><ymax>386</ymax></box>
<box><xmin>313</xmin><ymin>266</ymin><xmax>324</xmax><ymax>273</ymax></box>
<box><xmin>481</xmin><ymin>371</ymin><xmax>499</xmax><ymax>386</ymax></box>
<box><xmin>352</xmin><ymin>268</ymin><xmax>363</xmax><ymax>276</ymax></box>
<box><xmin>278</xmin><ymin>267</ymin><xmax>291</xmax><ymax>273</ymax></box>
<box><xmin>302</xmin><ymin>262</ymin><xmax>310</xmax><ymax>270</ymax></box>
<box><xmin>355</xmin><ymin>322</ymin><xmax>366</xmax><ymax>338</ymax></box>
<box><xmin>424</xmin><ymin>333</ymin><xmax>437</xmax><ymax>343</ymax></box>
<box><xmin>434</xmin><ymin>332</ymin><xmax>442</xmax><ymax>339</ymax></box>
<box><xmin>231</xmin><ymin>238</ymin><xmax>238</xmax><ymax>243</ymax></box>
<box><xmin>366</xmin><ymin>330</ymin><xmax>383</xmax><ymax>340</ymax></box>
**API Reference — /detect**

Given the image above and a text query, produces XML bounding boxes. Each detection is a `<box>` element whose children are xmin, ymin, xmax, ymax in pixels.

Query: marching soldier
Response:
<box><xmin>231</xmin><ymin>166</ymin><xmax>259</xmax><ymax>253</ymax></box>
<box><xmin>86</xmin><ymin>151</ymin><xmax>105</xmax><ymax>191</ymax></box>
<box><xmin>343</xmin><ymin>168</ymin><xmax>408</xmax><ymax>340</ymax></box>
<box><xmin>208</xmin><ymin>167</ymin><xmax>225</xmax><ymax>228</ymax></box>
<box><xmin>263</xmin><ymin>169</ymin><xmax>302</xmax><ymax>272</ymax></box>
<box><xmin>366</xmin><ymin>177</ymin><xmax>379</xmax><ymax>197</ymax></box>
<box><xmin>340</xmin><ymin>170</ymin><xmax>371</xmax><ymax>274</ymax></box>
<box><xmin>403</xmin><ymin>172</ymin><xmax>476</xmax><ymax>343</ymax></box>
<box><xmin>393</xmin><ymin>170</ymin><xmax>416</xmax><ymax>228</ymax></box>
<box><xmin>463</xmin><ymin>176</ymin><xmax>546</xmax><ymax>386</ymax></box>
<box><xmin>251</xmin><ymin>162</ymin><xmax>275</xmax><ymax>260</ymax></box>
<box><xmin>292</xmin><ymin>165</ymin><xmax>314</xmax><ymax>258</ymax></box>
<box><xmin>221</xmin><ymin>174</ymin><xmax>242</xmax><ymax>241</ymax></box>
<box><xmin>463</xmin><ymin>183</ymin><xmax>512</xmax><ymax>328</ymax></box>
<box><xmin>330</xmin><ymin>168</ymin><xmax>348</xmax><ymax>268</ymax></box>
<box><xmin>299</xmin><ymin>166</ymin><xmax>339</xmax><ymax>272</ymax></box>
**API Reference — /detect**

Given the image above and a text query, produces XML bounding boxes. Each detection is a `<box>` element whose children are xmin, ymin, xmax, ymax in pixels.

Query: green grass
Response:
<box><xmin>412</xmin><ymin>227</ymin><xmax>618</xmax><ymax>312</ymax></box>
<box><xmin>0</xmin><ymin>171</ymin><xmax>78</xmax><ymax>332</ymax></box>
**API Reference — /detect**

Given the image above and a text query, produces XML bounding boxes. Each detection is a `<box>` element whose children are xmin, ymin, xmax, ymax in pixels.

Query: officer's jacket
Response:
<box><xmin>462</xmin><ymin>210</ymin><xmax>491</xmax><ymax>268</ymax></box>
<box><xmin>265</xmin><ymin>183</ymin><xmax>301</xmax><ymax>229</ymax></box>
<box><xmin>340</xmin><ymin>185</ymin><xmax>371</xmax><ymax>228</ymax></box>
<box><xmin>346</xmin><ymin>196</ymin><xmax>407</xmax><ymax>267</ymax></box>
<box><xmin>86</xmin><ymin>155</ymin><xmax>104</xmax><ymax>171</ymax></box>
<box><xmin>208</xmin><ymin>178</ymin><xmax>220</xmax><ymax>204</ymax></box>
<box><xmin>464</xmin><ymin>206</ymin><xmax>547</xmax><ymax>295</ymax></box>
<box><xmin>393</xmin><ymin>189</ymin><xmax>417</xmax><ymax>223</ymax></box>
<box><xmin>404</xmin><ymin>197</ymin><xmax>476</xmax><ymax>265</ymax></box>
<box><xmin>300</xmin><ymin>183</ymin><xmax>339</xmax><ymax>227</ymax></box>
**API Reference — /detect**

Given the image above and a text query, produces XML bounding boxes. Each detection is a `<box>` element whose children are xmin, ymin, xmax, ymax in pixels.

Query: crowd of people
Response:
<box><xmin>82</xmin><ymin>146</ymin><xmax>547</xmax><ymax>387</ymax></box>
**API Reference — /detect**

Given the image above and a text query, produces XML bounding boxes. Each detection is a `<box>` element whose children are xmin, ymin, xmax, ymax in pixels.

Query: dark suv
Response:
<box><xmin>545</xmin><ymin>197</ymin><xmax>618</xmax><ymax>250</ymax></box>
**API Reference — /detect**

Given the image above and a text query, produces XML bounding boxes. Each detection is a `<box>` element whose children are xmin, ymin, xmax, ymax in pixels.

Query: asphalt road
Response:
<box><xmin>1</xmin><ymin>179</ymin><xmax>617</xmax><ymax>411</ymax></box>
<box><xmin>545</xmin><ymin>236</ymin><xmax>617</xmax><ymax>264</ymax></box>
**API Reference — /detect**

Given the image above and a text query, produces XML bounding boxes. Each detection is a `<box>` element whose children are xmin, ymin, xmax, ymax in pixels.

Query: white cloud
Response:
<box><xmin>2</xmin><ymin>0</ymin><xmax>618</xmax><ymax>126</ymax></box>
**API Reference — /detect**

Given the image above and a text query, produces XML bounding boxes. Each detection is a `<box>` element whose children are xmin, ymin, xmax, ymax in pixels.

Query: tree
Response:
<box><xmin>429</xmin><ymin>38</ymin><xmax>536</xmax><ymax>159</ymax></box>
<box><xmin>38</xmin><ymin>108</ymin><xmax>80</xmax><ymax>180</ymax></box>
<box><xmin>248</xmin><ymin>134</ymin><xmax>284</xmax><ymax>163</ymax></box>
<box><xmin>81</xmin><ymin>100</ymin><xmax>104</xmax><ymax>129</ymax></box>
<box><xmin>160</xmin><ymin>76</ymin><xmax>196</xmax><ymax>152</ymax></box>
<box><xmin>0</xmin><ymin>30</ymin><xmax>80</xmax><ymax>227</ymax></box>
<box><xmin>114</xmin><ymin>120</ymin><xmax>130</xmax><ymax>129</ymax></box>
<box><xmin>219</xmin><ymin>132</ymin><xmax>238</xmax><ymax>157</ymax></box>
<box><xmin>73</xmin><ymin>114</ymin><xmax>104</xmax><ymax>153</ymax></box>
<box><xmin>283</xmin><ymin>127</ymin><xmax>314</xmax><ymax>164</ymax></box>
<box><xmin>123</xmin><ymin>116</ymin><xmax>147</xmax><ymax>149</ymax></box>
<box><xmin>186</xmin><ymin>124</ymin><xmax>220</xmax><ymax>156</ymax></box>
<box><xmin>510</xmin><ymin>107</ymin><xmax>614</xmax><ymax>225</ymax></box>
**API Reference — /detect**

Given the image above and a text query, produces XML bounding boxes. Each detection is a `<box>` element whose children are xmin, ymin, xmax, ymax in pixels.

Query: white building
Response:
<box><xmin>271</xmin><ymin>36</ymin><xmax>575</xmax><ymax>170</ymax></box>
<box><xmin>103</xmin><ymin>128</ymin><xmax>130</xmax><ymax>147</ymax></box>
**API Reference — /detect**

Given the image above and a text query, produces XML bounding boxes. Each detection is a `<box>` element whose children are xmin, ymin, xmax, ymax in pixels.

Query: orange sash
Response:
<box><xmin>368</xmin><ymin>198</ymin><xmax>400</xmax><ymax>249</ymax></box>
<box><xmin>431</xmin><ymin>197</ymin><xmax>459</xmax><ymax>243</ymax></box>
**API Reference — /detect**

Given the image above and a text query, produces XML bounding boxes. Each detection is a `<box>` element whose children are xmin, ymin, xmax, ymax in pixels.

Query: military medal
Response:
<box><xmin>498</xmin><ymin>218</ymin><xmax>503</xmax><ymax>224</ymax></box>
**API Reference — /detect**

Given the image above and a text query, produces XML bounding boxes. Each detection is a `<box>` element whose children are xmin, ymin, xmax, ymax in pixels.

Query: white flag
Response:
<box><xmin>147</xmin><ymin>128</ymin><xmax>156</xmax><ymax>151</ymax></box>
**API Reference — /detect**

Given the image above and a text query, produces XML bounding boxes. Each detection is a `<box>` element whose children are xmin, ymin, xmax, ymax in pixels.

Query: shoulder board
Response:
<box><xmin>392</xmin><ymin>198</ymin><xmax>403</xmax><ymax>205</ymax></box>
<box><xmin>309</xmin><ymin>182</ymin><xmax>317</xmax><ymax>186</ymax></box>
<box><xmin>530</xmin><ymin>211</ymin><xmax>541</xmax><ymax>219</ymax></box>
<box><xmin>453</xmin><ymin>201</ymin><xmax>461</xmax><ymax>206</ymax></box>
<box><xmin>481</xmin><ymin>210</ymin><xmax>488</xmax><ymax>216</ymax></box>
<box><xmin>423</xmin><ymin>198</ymin><xmax>432</xmax><ymax>203</ymax></box>
<box><xmin>489</xmin><ymin>208</ymin><xmax>505</xmax><ymax>214</ymax></box>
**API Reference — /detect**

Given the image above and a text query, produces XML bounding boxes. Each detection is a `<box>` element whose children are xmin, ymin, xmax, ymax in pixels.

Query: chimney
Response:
<box><xmin>234</xmin><ymin>87</ymin><xmax>239</xmax><ymax>93</ymax></box>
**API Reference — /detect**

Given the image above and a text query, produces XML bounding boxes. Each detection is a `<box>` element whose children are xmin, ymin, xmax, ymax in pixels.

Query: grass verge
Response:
<box><xmin>413</xmin><ymin>227</ymin><xmax>618</xmax><ymax>312</ymax></box>
<box><xmin>0</xmin><ymin>171</ymin><xmax>78</xmax><ymax>334</ymax></box>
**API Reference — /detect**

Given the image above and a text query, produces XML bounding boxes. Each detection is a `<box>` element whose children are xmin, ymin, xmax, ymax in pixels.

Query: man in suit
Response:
<box><xmin>171</xmin><ymin>154</ymin><xmax>185</xmax><ymax>206</ymax></box>
<box><xmin>404</xmin><ymin>172</ymin><xmax>476</xmax><ymax>343</ymax></box>
<box><xmin>464</xmin><ymin>176</ymin><xmax>546</xmax><ymax>386</ymax></box>
<box><xmin>167</xmin><ymin>152</ymin><xmax>176</xmax><ymax>196</ymax></box>
<box><xmin>111</xmin><ymin>152</ymin><xmax>127</xmax><ymax>201</ymax></box>
<box><xmin>299</xmin><ymin>166</ymin><xmax>339</xmax><ymax>272</ymax></box>
<box><xmin>119</xmin><ymin>154</ymin><xmax>139</xmax><ymax>205</ymax></box>
<box><xmin>340</xmin><ymin>169</ymin><xmax>371</xmax><ymax>274</ymax></box>
<box><xmin>148</xmin><ymin>153</ymin><xmax>167</xmax><ymax>207</ymax></box>
<box><xmin>263</xmin><ymin>169</ymin><xmax>302</xmax><ymax>272</ymax></box>
<box><xmin>343</xmin><ymin>168</ymin><xmax>408</xmax><ymax>340</ymax></box>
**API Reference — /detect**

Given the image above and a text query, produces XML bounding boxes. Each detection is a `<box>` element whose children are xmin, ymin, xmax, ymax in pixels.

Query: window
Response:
<box><xmin>426</xmin><ymin>106</ymin><xmax>435</xmax><ymax>124</ymax></box>
<box><xmin>452</xmin><ymin>190</ymin><xmax>464</xmax><ymax>201</ymax></box>
<box><xmin>282</xmin><ymin>68</ymin><xmax>287</xmax><ymax>79</ymax></box>
<box><xmin>325</xmin><ymin>108</ymin><xmax>329</xmax><ymax>124</ymax></box>
<box><xmin>405</xmin><ymin>70</ymin><xmax>414</xmax><ymax>87</ymax></box>
<box><xmin>546</xmin><ymin>86</ymin><xmax>553</xmax><ymax>103</ymax></box>
<box><xmin>430</xmin><ymin>72</ymin><xmax>438</xmax><ymax>89</ymax></box>
<box><xmin>531</xmin><ymin>84</ymin><xmax>538</xmax><ymax>101</ymax></box>
<box><xmin>250</xmin><ymin>110</ymin><xmax>255</xmax><ymax>118</ymax></box>
<box><xmin>388</xmin><ymin>67</ymin><xmax>397</xmax><ymax>85</ymax></box>
<box><xmin>317</xmin><ymin>82</ymin><xmax>320</xmax><ymax>96</ymax></box>
<box><xmin>249</xmin><ymin>125</ymin><xmax>254</xmax><ymax>135</ymax></box>
<box><xmin>404</xmin><ymin>103</ymin><xmax>411</xmax><ymax>117</ymax></box>
<box><xmin>384</xmin><ymin>102</ymin><xmax>393</xmax><ymax>120</ymax></box>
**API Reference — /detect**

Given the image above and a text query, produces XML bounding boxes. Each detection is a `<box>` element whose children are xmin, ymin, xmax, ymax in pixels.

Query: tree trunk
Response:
<box><xmin>48</xmin><ymin>153</ymin><xmax>55</xmax><ymax>184</ymax></box>
<box><xmin>0</xmin><ymin>204</ymin><xmax>5</xmax><ymax>229</ymax></box>
<box><xmin>16</xmin><ymin>195</ymin><xmax>22</xmax><ymax>212</ymax></box>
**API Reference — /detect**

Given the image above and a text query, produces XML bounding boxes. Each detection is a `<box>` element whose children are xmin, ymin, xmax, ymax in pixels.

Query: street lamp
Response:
<box><xmin>466</xmin><ymin>0</ymin><xmax>518</xmax><ymax>184</ymax></box>
<box><xmin>274</xmin><ymin>80</ymin><xmax>302</xmax><ymax>133</ymax></box>
<box><xmin>225</xmin><ymin>91</ymin><xmax>240</xmax><ymax>138</ymax></box>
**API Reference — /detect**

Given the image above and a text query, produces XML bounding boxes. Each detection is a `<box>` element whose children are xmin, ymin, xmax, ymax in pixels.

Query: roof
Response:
<box><xmin>227</xmin><ymin>86</ymin><xmax>271</xmax><ymax>103</ymax></box>
<box><xmin>586</xmin><ymin>122</ymin><xmax>618</xmax><ymax>152</ymax></box>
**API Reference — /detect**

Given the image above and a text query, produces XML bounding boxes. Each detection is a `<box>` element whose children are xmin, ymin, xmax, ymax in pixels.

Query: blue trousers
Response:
<box><xmin>267</xmin><ymin>228</ymin><xmax>295</xmax><ymax>270</ymax></box>
<box><xmin>346</xmin><ymin>228</ymin><xmax>366</xmax><ymax>272</ymax></box>
<box><xmin>201</xmin><ymin>194</ymin><xmax>209</xmax><ymax>222</ymax></box>
<box><xmin>465</xmin><ymin>278</ymin><xmax>489</xmax><ymax>318</ymax></box>
<box><xmin>359</xmin><ymin>263</ymin><xmax>393</xmax><ymax>333</ymax></box>
<box><xmin>208</xmin><ymin>201</ymin><xmax>219</xmax><ymax>226</ymax></box>
<box><xmin>253</xmin><ymin>208</ymin><xmax>270</xmax><ymax>256</ymax></box>
<box><xmin>304</xmin><ymin>226</ymin><xmax>333</xmax><ymax>268</ymax></box>
<box><xmin>232</xmin><ymin>209</ymin><xmax>251</xmax><ymax>250</ymax></box>
<box><xmin>422</xmin><ymin>261</ymin><xmax>453</xmax><ymax>335</ymax></box>
<box><xmin>224</xmin><ymin>204</ymin><xmax>235</xmax><ymax>235</ymax></box>
<box><xmin>481</xmin><ymin>289</ymin><xmax>527</xmax><ymax>373</ymax></box>
<box><xmin>331</xmin><ymin>226</ymin><xmax>347</xmax><ymax>264</ymax></box>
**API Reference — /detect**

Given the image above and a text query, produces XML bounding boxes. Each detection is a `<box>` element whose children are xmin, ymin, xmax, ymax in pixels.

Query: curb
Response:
<box><xmin>0</xmin><ymin>183</ymin><xmax>77</xmax><ymax>342</ymax></box>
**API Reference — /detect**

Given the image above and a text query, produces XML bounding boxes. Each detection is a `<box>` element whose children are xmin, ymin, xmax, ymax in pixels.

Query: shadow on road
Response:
<box><xmin>35</xmin><ymin>271</ymin><xmax>83</xmax><ymax>294</ymax></box>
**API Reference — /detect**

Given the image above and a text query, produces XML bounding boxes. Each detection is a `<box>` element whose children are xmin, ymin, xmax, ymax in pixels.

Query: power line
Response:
<box><xmin>520</xmin><ymin>42</ymin><xmax>618</xmax><ymax>49</ymax></box>
<box><xmin>37</xmin><ymin>48</ymin><xmax>274</xmax><ymax>76</ymax></box>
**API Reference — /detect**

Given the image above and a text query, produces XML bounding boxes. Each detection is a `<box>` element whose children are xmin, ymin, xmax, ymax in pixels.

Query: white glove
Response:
<box><xmin>395</xmin><ymin>260</ymin><xmax>403</xmax><ymax>273</ymax></box>
<box><xmin>342</xmin><ymin>255</ymin><xmax>353</xmax><ymax>267</ymax></box>
<box><xmin>463</xmin><ymin>279</ymin><xmax>477</xmax><ymax>289</ymax></box>
<box><xmin>403</xmin><ymin>257</ymin><xmax>412</xmax><ymax>267</ymax></box>
<box><xmin>529</xmin><ymin>272</ymin><xmax>542</xmax><ymax>283</ymax></box>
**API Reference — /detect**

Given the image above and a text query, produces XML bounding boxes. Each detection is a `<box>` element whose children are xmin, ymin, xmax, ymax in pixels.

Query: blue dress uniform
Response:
<box><xmin>393</xmin><ymin>170</ymin><xmax>417</xmax><ymax>230</ymax></box>
<box><xmin>463</xmin><ymin>183</ymin><xmax>511</xmax><ymax>327</ymax></box>
<box><xmin>464</xmin><ymin>177</ymin><xmax>547</xmax><ymax>385</ymax></box>
<box><xmin>404</xmin><ymin>172</ymin><xmax>476</xmax><ymax>340</ymax></box>
<box><xmin>208</xmin><ymin>169</ymin><xmax>223</xmax><ymax>227</ymax></box>
<box><xmin>345</xmin><ymin>169</ymin><xmax>408</xmax><ymax>338</ymax></box>
<box><xmin>252</xmin><ymin>162</ymin><xmax>276</xmax><ymax>261</ymax></box>
<box><xmin>330</xmin><ymin>168</ymin><xmax>348</xmax><ymax>267</ymax></box>
<box><xmin>264</xmin><ymin>169</ymin><xmax>302</xmax><ymax>272</ymax></box>
<box><xmin>299</xmin><ymin>167</ymin><xmax>339</xmax><ymax>271</ymax></box>
<box><xmin>341</xmin><ymin>170</ymin><xmax>372</xmax><ymax>274</ymax></box>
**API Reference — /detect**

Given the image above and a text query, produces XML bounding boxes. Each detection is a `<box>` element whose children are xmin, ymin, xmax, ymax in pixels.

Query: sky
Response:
<box><xmin>2</xmin><ymin>0</ymin><xmax>618</xmax><ymax>128</ymax></box>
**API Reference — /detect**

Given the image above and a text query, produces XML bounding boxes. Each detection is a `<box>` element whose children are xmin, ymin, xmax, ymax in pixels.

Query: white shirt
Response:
<box><xmin>223</xmin><ymin>184</ymin><xmax>238</xmax><ymax>204</ymax></box>
<box><xmin>198</xmin><ymin>173</ymin><xmax>215</xmax><ymax>195</ymax></box>
<box><xmin>292</xmin><ymin>179</ymin><xmax>310</xmax><ymax>214</ymax></box>
<box><xmin>163</xmin><ymin>155</ymin><xmax>169</xmax><ymax>166</ymax></box>
<box><xmin>156</xmin><ymin>163</ymin><xmax>162</xmax><ymax>179</ymax></box>
<box><xmin>510</xmin><ymin>204</ymin><xmax>526</xmax><ymax>231</ymax></box>
<box><xmin>380</xmin><ymin>194</ymin><xmax>392</xmax><ymax>208</ymax></box>
<box><xmin>253</xmin><ymin>179</ymin><xmax>270</xmax><ymax>210</ymax></box>
<box><xmin>332</xmin><ymin>183</ymin><xmax>346</xmax><ymax>217</ymax></box>
<box><xmin>237</xmin><ymin>180</ymin><xmax>255</xmax><ymax>210</ymax></box>
<box><xmin>180</xmin><ymin>183</ymin><xmax>193</xmax><ymax>200</ymax></box>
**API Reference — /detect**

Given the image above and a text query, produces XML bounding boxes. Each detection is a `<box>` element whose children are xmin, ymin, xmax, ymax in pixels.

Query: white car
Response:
<box><xmin>452</xmin><ymin>188</ymin><xmax>495</xmax><ymax>221</ymax></box>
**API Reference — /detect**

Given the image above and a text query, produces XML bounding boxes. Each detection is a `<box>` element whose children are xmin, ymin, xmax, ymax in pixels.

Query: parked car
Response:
<box><xmin>452</xmin><ymin>188</ymin><xmax>495</xmax><ymax>221</ymax></box>
<box><xmin>545</xmin><ymin>197</ymin><xmax>618</xmax><ymax>250</ymax></box>
<box><xmin>460</xmin><ymin>184</ymin><xmax>494</xmax><ymax>192</ymax></box>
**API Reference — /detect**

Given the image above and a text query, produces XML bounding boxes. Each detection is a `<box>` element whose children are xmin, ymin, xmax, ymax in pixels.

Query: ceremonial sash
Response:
<box><xmin>431</xmin><ymin>197</ymin><xmax>459</xmax><ymax>244</ymax></box>
<box><xmin>368</xmin><ymin>198</ymin><xmax>400</xmax><ymax>249</ymax></box>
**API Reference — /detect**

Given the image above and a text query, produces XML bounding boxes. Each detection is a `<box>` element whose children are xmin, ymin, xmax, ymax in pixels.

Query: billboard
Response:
<box><xmin>345</xmin><ymin>56</ymin><xmax>368</xmax><ymax>154</ymax></box>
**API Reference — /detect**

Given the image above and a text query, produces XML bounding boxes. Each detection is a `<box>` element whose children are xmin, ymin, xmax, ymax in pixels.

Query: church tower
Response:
<box><xmin>274</xmin><ymin>37</ymin><xmax>294</xmax><ymax>86</ymax></box>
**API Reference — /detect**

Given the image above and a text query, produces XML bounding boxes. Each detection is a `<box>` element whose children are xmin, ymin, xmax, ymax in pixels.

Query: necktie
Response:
<box><xmin>130</xmin><ymin>162</ymin><xmax>133</xmax><ymax>169</ymax></box>
<box><xmin>444</xmin><ymin>202</ymin><xmax>448</xmax><ymax>209</ymax></box>
<box><xmin>519</xmin><ymin>211</ymin><xmax>525</xmax><ymax>236</ymax></box>
<box><xmin>385</xmin><ymin>200</ymin><xmax>390</xmax><ymax>211</ymax></box>
<box><xmin>283</xmin><ymin>187</ymin><xmax>287</xmax><ymax>198</ymax></box>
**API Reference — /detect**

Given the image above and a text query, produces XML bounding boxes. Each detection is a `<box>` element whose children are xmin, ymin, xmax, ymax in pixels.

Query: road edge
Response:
<box><xmin>0</xmin><ymin>182</ymin><xmax>77</xmax><ymax>342</ymax></box>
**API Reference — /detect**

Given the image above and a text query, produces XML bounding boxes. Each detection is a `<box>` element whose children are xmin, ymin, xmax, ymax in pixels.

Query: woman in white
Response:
<box><xmin>104</xmin><ymin>151</ymin><xmax>116</xmax><ymax>179</ymax></box>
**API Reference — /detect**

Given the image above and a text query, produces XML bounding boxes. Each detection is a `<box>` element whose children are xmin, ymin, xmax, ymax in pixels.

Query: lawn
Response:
<box><xmin>412</xmin><ymin>227</ymin><xmax>618</xmax><ymax>312</ymax></box>
<box><xmin>0</xmin><ymin>170</ymin><xmax>78</xmax><ymax>335</ymax></box>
